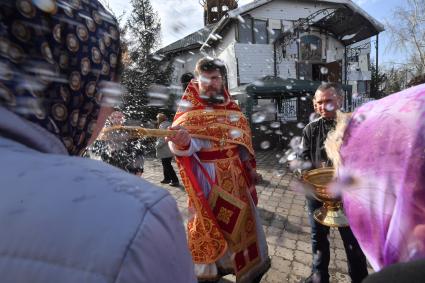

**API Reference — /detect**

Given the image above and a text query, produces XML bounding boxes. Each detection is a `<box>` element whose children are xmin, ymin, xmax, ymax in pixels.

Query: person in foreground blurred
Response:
<box><xmin>100</xmin><ymin>110</ymin><xmax>145</xmax><ymax>176</ymax></box>
<box><xmin>155</xmin><ymin>113</ymin><xmax>179</xmax><ymax>186</ymax></box>
<box><xmin>300</xmin><ymin>83</ymin><xmax>368</xmax><ymax>283</ymax></box>
<box><xmin>325</xmin><ymin>82</ymin><xmax>425</xmax><ymax>274</ymax></box>
<box><xmin>362</xmin><ymin>259</ymin><xmax>425</xmax><ymax>283</ymax></box>
<box><xmin>167</xmin><ymin>57</ymin><xmax>270</xmax><ymax>282</ymax></box>
<box><xmin>0</xmin><ymin>1</ymin><xmax>196</xmax><ymax>282</ymax></box>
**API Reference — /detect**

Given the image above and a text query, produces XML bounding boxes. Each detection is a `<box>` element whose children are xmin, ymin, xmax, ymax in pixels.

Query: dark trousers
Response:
<box><xmin>307</xmin><ymin>197</ymin><xmax>368</xmax><ymax>283</ymax></box>
<box><xmin>161</xmin><ymin>157</ymin><xmax>179</xmax><ymax>183</ymax></box>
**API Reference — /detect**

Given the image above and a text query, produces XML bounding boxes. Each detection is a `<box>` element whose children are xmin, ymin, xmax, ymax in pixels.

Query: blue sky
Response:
<box><xmin>107</xmin><ymin>0</ymin><xmax>406</xmax><ymax>67</ymax></box>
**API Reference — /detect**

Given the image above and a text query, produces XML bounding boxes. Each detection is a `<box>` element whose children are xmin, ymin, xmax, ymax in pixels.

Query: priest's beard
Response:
<box><xmin>200</xmin><ymin>89</ymin><xmax>226</xmax><ymax>105</ymax></box>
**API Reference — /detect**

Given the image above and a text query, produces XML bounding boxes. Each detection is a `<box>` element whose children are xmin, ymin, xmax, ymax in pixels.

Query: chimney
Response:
<box><xmin>200</xmin><ymin>0</ymin><xmax>238</xmax><ymax>26</ymax></box>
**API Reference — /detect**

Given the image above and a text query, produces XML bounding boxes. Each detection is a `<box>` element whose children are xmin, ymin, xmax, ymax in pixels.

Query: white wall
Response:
<box><xmin>167</xmin><ymin>0</ymin><xmax>372</xmax><ymax>88</ymax></box>
<box><xmin>170</xmin><ymin>51</ymin><xmax>203</xmax><ymax>85</ymax></box>
<box><xmin>232</xmin><ymin>0</ymin><xmax>345</xmax><ymax>83</ymax></box>
<box><xmin>235</xmin><ymin>43</ymin><xmax>275</xmax><ymax>83</ymax></box>
<box><xmin>249</xmin><ymin>0</ymin><xmax>339</xmax><ymax>21</ymax></box>
<box><xmin>214</xmin><ymin>26</ymin><xmax>239</xmax><ymax>89</ymax></box>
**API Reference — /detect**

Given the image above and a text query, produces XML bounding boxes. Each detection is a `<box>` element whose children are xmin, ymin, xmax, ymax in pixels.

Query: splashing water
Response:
<box><xmin>198</xmin><ymin>75</ymin><xmax>211</xmax><ymax>84</ymax></box>
<box><xmin>228</xmin><ymin>113</ymin><xmax>240</xmax><ymax>123</ymax></box>
<box><xmin>320</xmin><ymin>66</ymin><xmax>329</xmax><ymax>75</ymax></box>
<box><xmin>325</xmin><ymin>103</ymin><xmax>335</xmax><ymax>112</ymax></box>
<box><xmin>252</xmin><ymin>80</ymin><xmax>265</xmax><ymax>87</ymax></box>
<box><xmin>260</xmin><ymin>125</ymin><xmax>268</xmax><ymax>131</ymax></box>
<box><xmin>252</xmin><ymin>112</ymin><xmax>266</xmax><ymax>123</ymax></box>
<box><xmin>309</xmin><ymin>112</ymin><xmax>319</xmax><ymax>122</ymax></box>
<box><xmin>289</xmin><ymin>136</ymin><xmax>302</xmax><ymax>150</ymax></box>
<box><xmin>99</xmin><ymin>81</ymin><xmax>124</xmax><ymax>107</ymax></box>
<box><xmin>260</xmin><ymin>140</ymin><xmax>271</xmax><ymax>150</ymax></box>
<box><xmin>354</xmin><ymin>114</ymin><xmax>366</xmax><ymax>123</ymax></box>
<box><xmin>297</xmin><ymin>122</ymin><xmax>305</xmax><ymax>129</ymax></box>
<box><xmin>270</xmin><ymin>121</ymin><xmax>280</xmax><ymax>128</ymax></box>
<box><xmin>236</xmin><ymin>15</ymin><xmax>245</xmax><ymax>23</ymax></box>
<box><xmin>341</xmin><ymin>33</ymin><xmax>358</xmax><ymax>41</ymax></box>
<box><xmin>229</xmin><ymin>129</ymin><xmax>242</xmax><ymax>139</ymax></box>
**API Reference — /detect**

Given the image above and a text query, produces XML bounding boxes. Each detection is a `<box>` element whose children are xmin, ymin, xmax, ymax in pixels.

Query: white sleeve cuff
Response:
<box><xmin>168</xmin><ymin>139</ymin><xmax>195</xmax><ymax>156</ymax></box>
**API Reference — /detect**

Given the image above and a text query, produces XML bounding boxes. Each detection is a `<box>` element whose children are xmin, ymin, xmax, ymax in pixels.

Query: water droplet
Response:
<box><xmin>289</xmin><ymin>136</ymin><xmax>302</xmax><ymax>150</ymax></box>
<box><xmin>287</xmin><ymin>152</ymin><xmax>297</xmax><ymax>161</ymax></box>
<box><xmin>309</xmin><ymin>112</ymin><xmax>319</xmax><ymax>122</ymax></box>
<box><xmin>301</xmin><ymin>161</ymin><xmax>312</xmax><ymax>170</ymax></box>
<box><xmin>260</xmin><ymin>141</ymin><xmax>271</xmax><ymax>149</ymax></box>
<box><xmin>229</xmin><ymin>129</ymin><xmax>242</xmax><ymax>139</ymax></box>
<box><xmin>252</xmin><ymin>112</ymin><xmax>266</xmax><ymax>123</ymax></box>
<box><xmin>99</xmin><ymin>81</ymin><xmax>124</xmax><ymax>107</ymax></box>
<box><xmin>236</xmin><ymin>15</ymin><xmax>245</xmax><ymax>23</ymax></box>
<box><xmin>270</xmin><ymin>121</ymin><xmax>280</xmax><ymax>128</ymax></box>
<box><xmin>275</xmin><ymin>130</ymin><xmax>283</xmax><ymax>135</ymax></box>
<box><xmin>260</xmin><ymin>125</ymin><xmax>268</xmax><ymax>131</ymax></box>
<box><xmin>325</xmin><ymin>103</ymin><xmax>335</xmax><ymax>111</ymax></box>
<box><xmin>297</xmin><ymin>122</ymin><xmax>305</xmax><ymax>129</ymax></box>
<box><xmin>354</xmin><ymin>114</ymin><xmax>366</xmax><ymax>123</ymax></box>
<box><xmin>320</xmin><ymin>66</ymin><xmax>328</xmax><ymax>75</ymax></box>
<box><xmin>228</xmin><ymin>113</ymin><xmax>240</xmax><ymax>123</ymax></box>
<box><xmin>199</xmin><ymin>75</ymin><xmax>211</xmax><ymax>84</ymax></box>
<box><xmin>177</xmin><ymin>100</ymin><xmax>193</xmax><ymax>111</ymax></box>
<box><xmin>252</xmin><ymin>80</ymin><xmax>265</xmax><ymax>86</ymax></box>
<box><xmin>33</xmin><ymin>0</ymin><xmax>56</xmax><ymax>14</ymax></box>
<box><xmin>341</xmin><ymin>33</ymin><xmax>357</xmax><ymax>41</ymax></box>
<box><xmin>286</xmin><ymin>85</ymin><xmax>293</xmax><ymax>90</ymax></box>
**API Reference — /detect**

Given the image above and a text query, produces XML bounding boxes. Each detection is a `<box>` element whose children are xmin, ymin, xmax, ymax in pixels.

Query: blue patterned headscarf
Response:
<box><xmin>0</xmin><ymin>0</ymin><xmax>121</xmax><ymax>155</ymax></box>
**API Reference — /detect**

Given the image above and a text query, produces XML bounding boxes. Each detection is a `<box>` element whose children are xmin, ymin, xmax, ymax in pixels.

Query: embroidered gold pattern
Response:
<box><xmin>217</xmin><ymin>207</ymin><xmax>233</xmax><ymax>224</ymax></box>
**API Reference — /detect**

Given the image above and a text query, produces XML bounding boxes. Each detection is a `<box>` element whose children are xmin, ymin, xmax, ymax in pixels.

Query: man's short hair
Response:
<box><xmin>194</xmin><ymin>57</ymin><xmax>227</xmax><ymax>79</ymax></box>
<box><xmin>156</xmin><ymin>113</ymin><xmax>167</xmax><ymax>122</ymax></box>
<box><xmin>315</xmin><ymin>82</ymin><xmax>344</xmax><ymax>99</ymax></box>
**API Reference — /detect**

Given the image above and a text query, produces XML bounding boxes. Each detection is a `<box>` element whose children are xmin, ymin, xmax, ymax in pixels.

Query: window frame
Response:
<box><xmin>253</xmin><ymin>19</ymin><xmax>268</xmax><ymax>44</ymax></box>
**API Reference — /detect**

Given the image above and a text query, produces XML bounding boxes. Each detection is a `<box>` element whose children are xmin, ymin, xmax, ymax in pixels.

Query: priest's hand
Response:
<box><xmin>166</xmin><ymin>125</ymin><xmax>191</xmax><ymax>149</ymax></box>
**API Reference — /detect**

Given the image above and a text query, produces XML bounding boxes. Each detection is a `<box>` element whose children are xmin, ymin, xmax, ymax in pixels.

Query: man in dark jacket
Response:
<box><xmin>155</xmin><ymin>113</ymin><xmax>179</xmax><ymax>186</ymax></box>
<box><xmin>300</xmin><ymin>83</ymin><xmax>368</xmax><ymax>283</ymax></box>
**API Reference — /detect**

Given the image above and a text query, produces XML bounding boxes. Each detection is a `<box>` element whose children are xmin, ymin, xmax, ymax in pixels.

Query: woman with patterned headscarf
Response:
<box><xmin>0</xmin><ymin>1</ymin><xmax>196</xmax><ymax>282</ymax></box>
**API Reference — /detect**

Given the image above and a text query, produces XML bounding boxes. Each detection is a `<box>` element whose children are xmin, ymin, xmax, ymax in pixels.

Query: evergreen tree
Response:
<box><xmin>120</xmin><ymin>0</ymin><xmax>174</xmax><ymax>122</ymax></box>
<box><xmin>370</xmin><ymin>63</ymin><xmax>387</xmax><ymax>99</ymax></box>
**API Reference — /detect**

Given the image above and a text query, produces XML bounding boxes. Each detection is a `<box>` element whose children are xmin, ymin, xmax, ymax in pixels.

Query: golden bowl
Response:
<box><xmin>303</xmin><ymin>167</ymin><xmax>338</xmax><ymax>201</ymax></box>
<box><xmin>303</xmin><ymin>167</ymin><xmax>348</xmax><ymax>227</ymax></box>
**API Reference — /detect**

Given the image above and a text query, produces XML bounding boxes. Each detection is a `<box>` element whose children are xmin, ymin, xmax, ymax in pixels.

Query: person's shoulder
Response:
<box><xmin>52</xmin><ymin>154</ymin><xmax>169</xmax><ymax>203</ymax></box>
<box><xmin>304</xmin><ymin>117</ymin><xmax>323</xmax><ymax>131</ymax></box>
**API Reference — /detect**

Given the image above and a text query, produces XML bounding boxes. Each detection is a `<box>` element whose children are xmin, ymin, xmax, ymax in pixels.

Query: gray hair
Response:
<box><xmin>314</xmin><ymin>83</ymin><xmax>344</xmax><ymax>99</ymax></box>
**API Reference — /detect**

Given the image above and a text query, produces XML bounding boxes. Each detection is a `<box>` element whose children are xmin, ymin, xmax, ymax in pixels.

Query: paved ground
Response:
<box><xmin>143</xmin><ymin>149</ymin><xmax>372</xmax><ymax>283</ymax></box>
